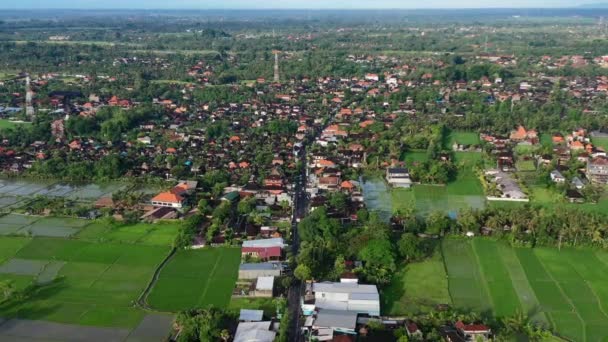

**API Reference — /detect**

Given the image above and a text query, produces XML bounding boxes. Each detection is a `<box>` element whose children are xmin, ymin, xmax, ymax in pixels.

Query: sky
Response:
<box><xmin>0</xmin><ymin>0</ymin><xmax>592</xmax><ymax>10</ymax></box>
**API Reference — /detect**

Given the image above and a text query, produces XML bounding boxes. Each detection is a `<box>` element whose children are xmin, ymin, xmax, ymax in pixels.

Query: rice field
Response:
<box><xmin>381</xmin><ymin>250</ymin><xmax>451</xmax><ymax>315</ymax></box>
<box><xmin>442</xmin><ymin>238</ymin><xmax>608</xmax><ymax>341</ymax></box>
<box><xmin>0</xmin><ymin>236</ymin><xmax>170</xmax><ymax>328</ymax></box>
<box><xmin>147</xmin><ymin>247</ymin><xmax>241</xmax><ymax>312</ymax></box>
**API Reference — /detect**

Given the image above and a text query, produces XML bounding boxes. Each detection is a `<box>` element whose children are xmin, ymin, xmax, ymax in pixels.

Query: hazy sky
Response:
<box><xmin>0</xmin><ymin>0</ymin><xmax>591</xmax><ymax>9</ymax></box>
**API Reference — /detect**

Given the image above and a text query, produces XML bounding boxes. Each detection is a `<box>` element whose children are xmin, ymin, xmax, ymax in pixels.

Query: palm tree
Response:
<box><xmin>219</xmin><ymin>329</ymin><xmax>230</xmax><ymax>342</ymax></box>
<box><xmin>0</xmin><ymin>280</ymin><xmax>14</xmax><ymax>302</ymax></box>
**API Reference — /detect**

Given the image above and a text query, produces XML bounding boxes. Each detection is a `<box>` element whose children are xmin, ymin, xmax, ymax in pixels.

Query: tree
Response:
<box><xmin>426</xmin><ymin>211</ymin><xmax>451</xmax><ymax>236</ymax></box>
<box><xmin>174</xmin><ymin>307</ymin><xmax>236</xmax><ymax>342</ymax></box>
<box><xmin>357</xmin><ymin>238</ymin><xmax>396</xmax><ymax>284</ymax></box>
<box><xmin>294</xmin><ymin>264</ymin><xmax>312</xmax><ymax>281</ymax></box>
<box><xmin>198</xmin><ymin>199</ymin><xmax>210</xmax><ymax>214</ymax></box>
<box><xmin>397</xmin><ymin>233</ymin><xmax>423</xmax><ymax>261</ymax></box>
<box><xmin>0</xmin><ymin>280</ymin><xmax>15</xmax><ymax>302</ymax></box>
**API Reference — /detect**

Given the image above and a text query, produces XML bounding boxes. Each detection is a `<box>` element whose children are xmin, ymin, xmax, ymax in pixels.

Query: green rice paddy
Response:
<box><xmin>0</xmin><ymin>217</ymin><xmax>240</xmax><ymax>333</ymax></box>
<box><xmin>441</xmin><ymin>238</ymin><xmax>608</xmax><ymax>342</ymax></box>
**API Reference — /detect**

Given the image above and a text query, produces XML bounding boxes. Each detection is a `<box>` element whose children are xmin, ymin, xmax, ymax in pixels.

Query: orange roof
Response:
<box><xmin>152</xmin><ymin>192</ymin><xmax>184</xmax><ymax>203</ymax></box>
<box><xmin>340</xmin><ymin>180</ymin><xmax>355</xmax><ymax>189</ymax></box>
<box><xmin>166</xmin><ymin>147</ymin><xmax>177</xmax><ymax>153</ymax></box>
<box><xmin>318</xmin><ymin>160</ymin><xmax>335</xmax><ymax>167</ymax></box>
<box><xmin>571</xmin><ymin>141</ymin><xmax>584</xmax><ymax>149</ymax></box>
<box><xmin>359</xmin><ymin>120</ymin><xmax>375</xmax><ymax>128</ymax></box>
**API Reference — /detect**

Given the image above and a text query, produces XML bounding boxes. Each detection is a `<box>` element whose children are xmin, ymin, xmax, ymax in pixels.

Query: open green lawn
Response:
<box><xmin>516</xmin><ymin>159</ymin><xmax>537</xmax><ymax>172</ymax></box>
<box><xmin>446</xmin><ymin>131</ymin><xmax>480</xmax><ymax>148</ymax></box>
<box><xmin>442</xmin><ymin>238</ymin><xmax>608</xmax><ymax>341</ymax></box>
<box><xmin>75</xmin><ymin>221</ymin><xmax>180</xmax><ymax>246</ymax></box>
<box><xmin>592</xmin><ymin>136</ymin><xmax>608</xmax><ymax>151</ymax></box>
<box><xmin>228</xmin><ymin>297</ymin><xmax>277</xmax><ymax>318</ymax></box>
<box><xmin>0</xmin><ymin>119</ymin><xmax>30</xmax><ymax>130</ymax></box>
<box><xmin>147</xmin><ymin>247</ymin><xmax>241</xmax><ymax>312</ymax></box>
<box><xmin>401</xmin><ymin>150</ymin><xmax>428</xmax><ymax>165</ymax></box>
<box><xmin>0</xmin><ymin>236</ymin><xmax>170</xmax><ymax>328</ymax></box>
<box><xmin>381</xmin><ymin>249</ymin><xmax>450</xmax><ymax>315</ymax></box>
<box><xmin>391</xmin><ymin>169</ymin><xmax>485</xmax><ymax>216</ymax></box>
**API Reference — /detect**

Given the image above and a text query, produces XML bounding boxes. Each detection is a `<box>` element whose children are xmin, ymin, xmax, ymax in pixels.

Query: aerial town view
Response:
<box><xmin>1</xmin><ymin>0</ymin><xmax>608</xmax><ymax>341</ymax></box>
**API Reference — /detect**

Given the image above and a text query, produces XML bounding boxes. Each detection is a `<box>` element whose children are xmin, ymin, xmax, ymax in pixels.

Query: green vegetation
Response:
<box><xmin>381</xmin><ymin>250</ymin><xmax>450</xmax><ymax>315</ymax></box>
<box><xmin>0</xmin><ymin>236</ymin><xmax>169</xmax><ymax>328</ymax></box>
<box><xmin>592</xmin><ymin>136</ymin><xmax>608</xmax><ymax>151</ymax></box>
<box><xmin>147</xmin><ymin>247</ymin><xmax>241</xmax><ymax>312</ymax></box>
<box><xmin>447</xmin><ymin>131</ymin><xmax>480</xmax><ymax>147</ymax></box>
<box><xmin>442</xmin><ymin>238</ymin><xmax>608</xmax><ymax>341</ymax></box>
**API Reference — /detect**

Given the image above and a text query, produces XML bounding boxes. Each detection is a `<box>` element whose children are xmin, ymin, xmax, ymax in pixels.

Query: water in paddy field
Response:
<box><xmin>361</xmin><ymin>178</ymin><xmax>393</xmax><ymax>223</ymax></box>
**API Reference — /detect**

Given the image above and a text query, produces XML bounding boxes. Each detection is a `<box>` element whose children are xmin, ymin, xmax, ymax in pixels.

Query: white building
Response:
<box><xmin>386</xmin><ymin>167</ymin><xmax>412</xmax><ymax>188</ymax></box>
<box><xmin>234</xmin><ymin>321</ymin><xmax>276</xmax><ymax>342</ymax></box>
<box><xmin>306</xmin><ymin>281</ymin><xmax>380</xmax><ymax>316</ymax></box>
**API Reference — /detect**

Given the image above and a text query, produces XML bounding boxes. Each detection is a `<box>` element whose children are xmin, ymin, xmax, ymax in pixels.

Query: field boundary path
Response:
<box><xmin>136</xmin><ymin>247</ymin><xmax>177</xmax><ymax>310</ymax></box>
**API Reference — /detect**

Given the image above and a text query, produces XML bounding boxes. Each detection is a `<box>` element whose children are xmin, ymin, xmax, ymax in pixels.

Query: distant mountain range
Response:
<box><xmin>580</xmin><ymin>2</ymin><xmax>608</xmax><ymax>8</ymax></box>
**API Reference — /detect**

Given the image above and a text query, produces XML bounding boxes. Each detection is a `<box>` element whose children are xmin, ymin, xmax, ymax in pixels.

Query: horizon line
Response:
<box><xmin>0</xmin><ymin>6</ymin><xmax>597</xmax><ymax>11</ymax></box>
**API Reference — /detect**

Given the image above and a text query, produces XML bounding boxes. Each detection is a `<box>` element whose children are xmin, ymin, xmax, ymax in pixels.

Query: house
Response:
<box><xmin>406</xmin><ymin>322</ymin><xmax>423</xmax><ymax>339</ymax></box>
<box><xmin>304</xmin><ymin>280</ymin><xmax>380</xmax><ymax>316</ymax></box>
<box><xmin>550</xmin><ymin>170</ymin><xmax>566</xmax><ymax>183</ymax></box>
<box><xmin>510</xmin><ymin>125</ymin><xmax>538</xmax><ymax>144</ymax></box>
<box><xmin>587</xmin><ymin>156</ymin><xmax>608</xmax><ymax>184</ymax></box>
<box><xmin>566</xmin><ymin>189</ymin><xmax>585</xmax><ymax>203</ymax></box>
<box><xmin>312</xmin><ymin>310</ymin><xmax>358</xmax><ymax>335</ymax></box>
<box><xmin>571</xmin><ymin>176</ymin><xmax>585</xmax><ymax>189</ymax></box>
<box><xmin>239</xmin><ymin>309</ymin><xmax>264</xmax><ymax>322</ymax></box>
<box><xmin>254</xmin><ymin>276</ymin><xmax>274</xmax><ymax>297</ymax></box>
<box><xmin>386</xmin><ymin>168</ymin><xmax>412</xmax><ymax>188</ymax></box>
<box><xmin>150</xmin><ymin>192</ymin><xmax>185</xmax><ymax>208</ymax></box>
<box><xmin>233</xmin><ymin>321</ymin><xmax>277</xmax><ymax>342</ymax></box>
<box><xmin>239</xmin><ymin>263</ymin><xmax>283</xmax><ymax>279</ymax></box>
<box><xmin>241</xmin><ymin>238</ymin><xmax>285</xmax><ymax>261</ymax></box>
<box><xmin>454</xmin><ymin>321</ymin><xmax>491</xmax><ymax>341</ymax></box>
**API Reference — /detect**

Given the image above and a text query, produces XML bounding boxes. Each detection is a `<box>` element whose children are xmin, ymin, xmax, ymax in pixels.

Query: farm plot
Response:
<box><xmin>75</xmin><ymin>221</ymin><xmax>181</xmax><ymax>246</ymax></box>
<box><xmin>0</xmin><ymin>237</ymin><xmax>169</xmax><ymax>329</ymax></box>
<box><xmin>443</xmin><ymin>238</ymin><xmax>608</xmax><ymax>342</ymax></box>
<box><xmin>471</xmin><ymin>239</ymin><xmax>521</xmax><ymax>317</ymax></box>
<box><xmin>0</xmin><ymin>216</ymin><xmax>90</xmax><ymax>238</ymax></box>
<box><xmin>442</xmin><ymin>238</ymin><xmax>492</xmax><ymax>313</ymax></box>
<box><xmin>147</xmin><ymin>247</ymin><xmax>241</xmax><ymax>312</ymax></box>
<box><xmin>381</xmin><ymin>250</ymin><xmax>450</xmax><ymax>315</ymax></box>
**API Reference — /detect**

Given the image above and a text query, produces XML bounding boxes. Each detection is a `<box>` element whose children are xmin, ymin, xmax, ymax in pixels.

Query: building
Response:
<box><xmin>254</xmin><ymin>276</ymin><xmax>274</xmax><ymax>297</ymax></box>
<box><xmin>303</xmin><ymin>280</ymin><xmax>380</xmax><ymax>316</ymax></box>
<box><xmin>454</xmin><ymin>321</ymin><xmax>492</xmax><ymax>341</ymax></box>
<box><xmin>550</xmin><ymin>170</ymin><xmax>566</xmax><ymax>183</ymax></box>
<box><xmin>239</xmin><ymin>263</ymin><xmax>283</xmax><ymax>279</ymax></box>
<box><xmin>150</xmin><ymin>192</ymin><xmax>185</xmax><ymax>208</ymax></box>
<box><xmin>312</xmin><ymin>310</ymin><xmax>358</xmax><ymax>335</ymax></box>
<box><xmin>234</xmin><ymin>321</ymin><xmax>276</xmax><ymax>342</ymax></box>
<box><xmin>587</xmin><ymin>157</ymin><xmax>608</xmax><ymax>184</ymax></box>
<box><xmin>386</xmin><ymin>167</ymin><xmax>412</xmax><ymax>188</ymax></box>
<box><xmin>150</xmin><ymin>180</ymin><xmax>197</xmax><ymax>209</ymax></box>
<box><xmin>241</xmin><ymin>238</ymin><xmax>285</xmax><ymax>261</ymax></box>
<box><xmin>239</xmin><ymin>309</ymin><xmax>264</xmax><ymax>322</ymax></box>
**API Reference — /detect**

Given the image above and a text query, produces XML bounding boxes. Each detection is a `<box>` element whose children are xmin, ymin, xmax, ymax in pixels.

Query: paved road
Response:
<box><xmin>286</xmin><ymin>142</ymin><xmax>308</xmax><ymax>342</ymax></box>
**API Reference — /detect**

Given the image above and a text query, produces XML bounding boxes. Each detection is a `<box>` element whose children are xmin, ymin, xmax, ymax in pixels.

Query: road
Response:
<box><xmin>287</xmin><ymin>142</ymin><xmax>308</xmax><ymax>342</ymax></box>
